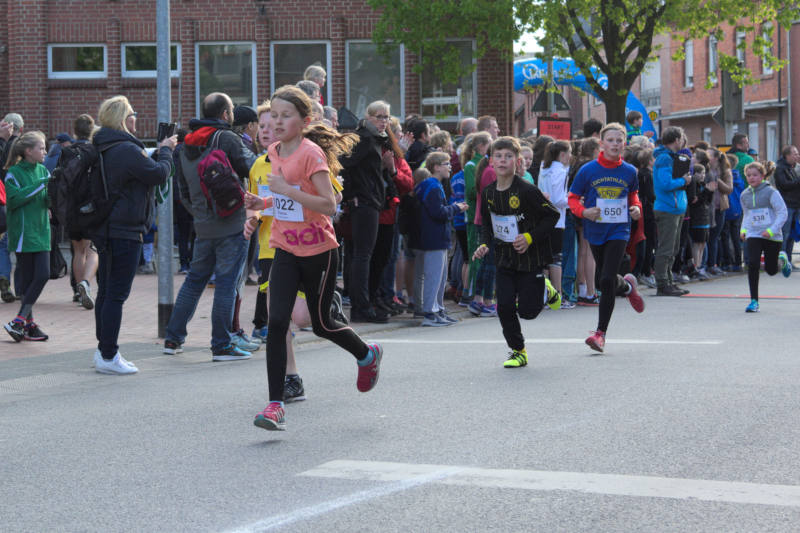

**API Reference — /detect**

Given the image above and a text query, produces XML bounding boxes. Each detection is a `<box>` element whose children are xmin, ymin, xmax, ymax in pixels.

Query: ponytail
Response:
<box><xmin>302</xmin><ymin>123</ymin><xmax>358</xmax><ymax>176</ymax></box>
<box><xmin>4</xmin><ymin>131</ymin><xmax>46</xmax><ymax>171</ymax></box>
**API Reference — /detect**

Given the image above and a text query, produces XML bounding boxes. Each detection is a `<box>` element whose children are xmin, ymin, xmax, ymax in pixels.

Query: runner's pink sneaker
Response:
<box><xmin>357</xmin><ymin>343</ymin><xmax>383</xmax><ymax>392</ymax></box>
<box><xmin>585</xmin><ymin>330</ymin><xmax>606</xmax><ymax>353</ymax></box>
<box><xmin>623</xmin><ymin>274</ymin><xmax>645</xmax><ymax>313</ymax></box>
<box><xmin>254</xmin><ymin>402</ymin><xmax>286</xmax><ymax>431</ymax></box>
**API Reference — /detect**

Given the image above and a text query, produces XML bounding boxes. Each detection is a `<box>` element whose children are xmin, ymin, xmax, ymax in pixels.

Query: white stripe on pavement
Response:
<box><xmin>226</xmin><ymin>465</ymin><xmax>463</xmax><ymax>532</ymax></box>
<box><xmin>299</xmin><ymin>460</ymin><xmax>800</xmax><ymax>508</ymax></box>
<box><xmin>369</xmin><ymin>338</ymin><xmax>722</xmax><ymax>345</ymax></box>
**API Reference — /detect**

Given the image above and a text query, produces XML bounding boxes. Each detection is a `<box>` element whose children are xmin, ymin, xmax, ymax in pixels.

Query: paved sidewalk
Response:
<box><xmin>0</xmin><ymin>270</ymin><xmax>470</xmax><ymax>362</ymax></box>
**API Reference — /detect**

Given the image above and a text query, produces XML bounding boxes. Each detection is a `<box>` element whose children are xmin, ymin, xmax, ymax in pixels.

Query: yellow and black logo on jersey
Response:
<box><xmin>509</xmin><ymin>195</ymin><xmax>520</xmax><ymax>209</ymax></box>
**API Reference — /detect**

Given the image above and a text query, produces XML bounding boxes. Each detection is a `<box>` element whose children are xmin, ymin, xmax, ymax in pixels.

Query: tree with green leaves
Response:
<box><xmin>367</xmin><ymin>0</ymin><xmax>797</xmax><ymax>124</ymax></box>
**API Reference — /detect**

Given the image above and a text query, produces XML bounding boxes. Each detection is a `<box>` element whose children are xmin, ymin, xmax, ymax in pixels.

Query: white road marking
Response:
<box><xmin>226</xmin><ymin>465</ymin><xmax>463</xmax><ymax>532</ymax></box>
<box><xmin>369</xmin><ymin>338</ymin><xmax>722</xmax><ymax>345</ymax></box>
<box><xmin>300</xmin><ymin>460</ymin><xmax>800</xmax><ymax>508</ymax></box>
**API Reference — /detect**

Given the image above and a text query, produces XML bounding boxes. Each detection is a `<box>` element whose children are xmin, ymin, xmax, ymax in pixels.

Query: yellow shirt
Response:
<box><xmin>248</xmin><ymin>154</ymin><xmax>276</xmax><ymax>260</ymax></box>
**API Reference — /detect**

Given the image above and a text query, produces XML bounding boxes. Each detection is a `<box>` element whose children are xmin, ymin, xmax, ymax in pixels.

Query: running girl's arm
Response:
<box><xmin>766</xmin><ymin>189</ymin><xmax>788</xmax><ymax>238</ymax></box>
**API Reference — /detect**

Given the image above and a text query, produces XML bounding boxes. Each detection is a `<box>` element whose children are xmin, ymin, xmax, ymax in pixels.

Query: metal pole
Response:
<box><xmin>156</xmin><ymin>0</ymin><xmax>174</xmax><ymax>338</ymax></box>
<box><xmin>547</xmin><ymin>51</ymin><xmax>555</xmax><ymax>114</ymax></box>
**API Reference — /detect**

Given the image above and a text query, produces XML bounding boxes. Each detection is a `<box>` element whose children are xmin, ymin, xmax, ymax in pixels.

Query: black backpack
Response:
<box><xmin>49</xmin><ymin>141</ymin><xmax>124</xmax><ymax>231</ymax></box>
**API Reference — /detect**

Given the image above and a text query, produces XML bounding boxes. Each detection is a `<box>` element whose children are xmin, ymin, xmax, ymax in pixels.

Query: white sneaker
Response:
<box><xmin>95</xmin><ymin>352</ymin><xmax>138</xmax><ymax>375</ymax></box>
<box><xmin>77</xmin><ymin>280</ymin><xmax>94</xmax><ymax>310</ymax></box>
<box><xmin>94</xmin><ymin>348</ymin><xmax>138</xmax><ymax>369</ymax></box>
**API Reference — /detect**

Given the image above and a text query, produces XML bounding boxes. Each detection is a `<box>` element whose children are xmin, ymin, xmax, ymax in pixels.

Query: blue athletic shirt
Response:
<box><xmin>569</xmin><ymin>159</ymin><xmax>639</xmax><ymax>245</ymax></box>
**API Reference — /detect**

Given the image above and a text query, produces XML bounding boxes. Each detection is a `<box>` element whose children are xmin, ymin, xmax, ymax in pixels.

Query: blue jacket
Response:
<box><xmin>414</xmin><ymin>177</ymin><xmax>459</xmax><ymax>250</ymax></box>
<box><xmin>653</xmin><ymin>145</ymin><xmax>688</xmax><ymax>215</ymax></box>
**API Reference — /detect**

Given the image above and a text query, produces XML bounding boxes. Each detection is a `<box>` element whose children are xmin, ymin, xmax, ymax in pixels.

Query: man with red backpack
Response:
<box><xmin>163</xmin><ymin>92</ymin><xmax>258</xmax><ymax>361</ymax></box>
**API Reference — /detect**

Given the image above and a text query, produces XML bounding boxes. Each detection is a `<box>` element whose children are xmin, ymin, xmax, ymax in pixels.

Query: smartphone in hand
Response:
<box><xmin>157</xmin><ymin>122</ymin><xmax>176</xmax><ymax>142</ymax></box>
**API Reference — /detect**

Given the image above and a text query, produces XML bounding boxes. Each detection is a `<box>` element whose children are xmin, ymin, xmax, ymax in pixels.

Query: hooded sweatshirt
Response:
<box><xmin>537</xmin><ymin>160</ymin><xmax>569</xmax><ymax>228</ymax></box>
<box><xmin>740</xmin><ymin>180</ymin><xmax>787</xmax><ymax>241</ymax></box>
<box><xmin>176</xmin><ymin>119</ymin><xmax>255</xmax><ymax>239</ymax></box>
<box><xmin>652</xmin><ymin>145</ymin><xmax>688</xmax><ymax>215</ymax></box>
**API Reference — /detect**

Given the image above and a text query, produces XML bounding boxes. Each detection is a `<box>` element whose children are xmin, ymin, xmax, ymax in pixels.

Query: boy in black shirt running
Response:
<box><xmin>473</xmin><ymin>137</ymin><xmax>560</xmax><ymax>368</ymax></box>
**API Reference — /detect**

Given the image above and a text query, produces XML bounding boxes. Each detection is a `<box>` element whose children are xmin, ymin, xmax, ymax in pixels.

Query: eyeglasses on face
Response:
<box><xmin>373</xmin><ymin>114</ymin><xmax>390</xmax><ymax>121</ymax></box>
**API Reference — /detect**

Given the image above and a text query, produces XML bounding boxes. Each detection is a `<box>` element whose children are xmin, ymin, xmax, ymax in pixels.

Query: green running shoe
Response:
<box><xmin>503</xmin><ymin>349</ymin><xmax>528</xmax><ymax>368</ymax></box>
<box><xmin>544</xmin><ymin>278</ymin><xmax>561</xmax><ymax>310</ymax></box>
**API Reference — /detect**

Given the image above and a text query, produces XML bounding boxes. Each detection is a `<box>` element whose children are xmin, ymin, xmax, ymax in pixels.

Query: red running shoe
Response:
<box><xmin>623</xmin><ymin>274</ymin><xmax>645</xmax><ymax>313</ymax></box>
<box><xmin>585</xmin><ymin>330</ymin><xmax>606</xmax><ymax>353</ymax></box>
<box><xmin>254</xmin><ymin>402</ymin><xmax>286</xmax><ymax>431</ymax></box>
<box><xmin>357</xmin><ymin>343</ymin><xmax>383</xmax><ymax>392</ymax></box>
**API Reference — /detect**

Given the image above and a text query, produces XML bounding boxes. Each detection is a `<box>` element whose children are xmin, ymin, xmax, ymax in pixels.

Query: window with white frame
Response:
<box><xmin>703</xmin><ymin>127</ymin><xmax>712</xmax><ymax>143</ymax></box>
<box><xmin>748</xmin><ymin>122</ymin><xmax>760</xmax><ymax>156</ymax></box>
<box><xmin>346</xmin><ymin>41</ymin><xmax>404</xmax><ymax>119</ymax></box>
<box><xmin>270</xmin><ymin>41</ymin><xmax>331</xmax><ymax>104</ymax></box>
<box><xmin>735</xmin><ymin>30</ymin><xmax>746</xmax><ymax>65</ymax></box>
<box><xmin>122</xmin><ymin>43</ymin><xmax>180</xmax><ymax>78</ymax></box>
<box><xmin>639</xmin><ymin>58</ymin><xmax>660</xmax><ymax>108</ymax></box>
<box><xmin>684</xmin><ymin>40</ymin><xmax>694</xmax><ymax>87</ymax></box>
<box><xmin>761</xmin><ymin>22</ymin><xmax>774</xmax><ymax>75</ymax></box>
<box><xmin>48</xmin><ymin>44</ymin><xmax>106</xmax><ymax>79</ymax></box>
<box><xmin>420</xmin><ymin>40</ymin><xmax>476</xmax><ymax>120</ymax></box>
<box><xmin>196</xmin><ymin>43</ymin><xmax>256</xmax><ymax>112</ymax></box>
<box><xmin>708</xmin><ymin>36</ymin><xmax>718</xmax><ymax>84</ymax></box>
<box><xmin>766</xmin><ymin>120</ymin><xmax>777</xmax><ymax>162</ymax></box>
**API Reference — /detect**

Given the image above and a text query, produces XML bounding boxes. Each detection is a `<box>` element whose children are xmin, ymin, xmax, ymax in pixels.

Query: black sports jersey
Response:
<box><xmin>480</xmin><ymin>175</ymin><xmax>559</xmax><ymax>271</ymax></box>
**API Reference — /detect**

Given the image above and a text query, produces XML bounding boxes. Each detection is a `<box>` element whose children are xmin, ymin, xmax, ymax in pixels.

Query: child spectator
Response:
<box><xmin>537</xmin><ymin>140</ymin><xmax>572</xmax><ymax>307</ymax></box>
<box><xmin>687</xmin><ymin>149</ymin><xmax>713</xmax><ymax>280</ymax></box>
<box><xmin>414</xmin><ymin>152</ymin><xmax>467</xmax><ymax>326</ymax></box>
<box><xmin>3</xmin><ymin>131</ymin><xmax>51</xmax><ymax>342</ymax></box>
<box><xmin>626</xmin><ymin>110</ymin><xmax>644</xmax><ymax>142</ymax></box>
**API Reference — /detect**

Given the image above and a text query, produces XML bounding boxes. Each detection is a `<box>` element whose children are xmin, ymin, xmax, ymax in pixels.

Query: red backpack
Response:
<box><xmin>196</xmin><ymin>131</ymin><xmax>245</xmax><ymax>218</ymax></box>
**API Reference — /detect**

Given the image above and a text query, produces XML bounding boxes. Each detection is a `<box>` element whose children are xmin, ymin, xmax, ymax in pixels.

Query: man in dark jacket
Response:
<box><xmin>164</xmin><ymin>92</ymin><xmax>258</xmax><ymax>361</ymax></box>
<box><xmin>775</xmin><ymin>145</ymin><xmax>800</xmax><ymax>262</ymax></box>
<box><xmin>339</xmin><ymin>117</ymin><xmax>389</xmax><ymax>323</ymax></box>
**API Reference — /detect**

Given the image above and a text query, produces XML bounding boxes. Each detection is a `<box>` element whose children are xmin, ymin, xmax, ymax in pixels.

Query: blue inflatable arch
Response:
<box><xmin>514</xmin><ymin>57</ymin><xmax>656</xmax><ymax>137</ymax></box>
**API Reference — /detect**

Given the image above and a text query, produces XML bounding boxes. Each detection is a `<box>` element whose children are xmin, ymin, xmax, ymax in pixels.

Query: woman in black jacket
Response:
<box><xmin>339</xmin><ymin>101</ymin><xmax>391</xmax><ymax>323</ymax></box>
<box><xmin>92</xmin><ymin>95</ymin><xmax>176</xmax><ymax>375</ymax></box>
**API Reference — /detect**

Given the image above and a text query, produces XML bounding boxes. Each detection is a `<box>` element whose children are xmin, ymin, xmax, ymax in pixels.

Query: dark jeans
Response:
<box><xmin>267</xmin><ymin>248</ymin><xmax>368</xmax><ymax>402</ymax></box>
<box><xmin>15</xmin><ymin>251</ymin><xmax>50</xmax><ymax>321</ymax></box>
<box><xmin>496</xmin><ymin>267</ymin><xmax>544</xmax><ymax>351</ymax></box>
<box><xmin>782</xmin><ymin>207</ymin><xmax>800</xmax><ymax>259</ymax></box>
<box><xmin>722</xmin><ymin>217</ymin><xmax>743</xmax><ymax>267</ymax></box>
<box><xmin>379</xmin><ymin>224</ymin><xmax>402</xmax><ymax>299</ymax></box>
<box><xmin>746</xmin><ymin>237</ymin><xmax>781</xmax><ymax>301</ymax></box>
<box><xmin>590</xmin><ymin>240</ymin><xmax>629</xmax><ymax>333</ymax></box>
<box><xmin>707</xmin><ymin>209</ymin><xmax>725</xmax><ymax>268</ymax></box>
<box><xmin>369</xmin><ymin>223</ymin><xmax>394</xmax><ymax>302</ymax></box>
<box><xmin>95</xmin><ymin>238</ymin><xmax>142</xmax><ymax>359</ymax></box>
<box><xmin>165</xmin><ymin>233</ymin><xmax>248</xmax><ymax>351</ymax></box>
<box><xmin>348</xmin><ymin>205</ymin><xmax>379</xmax><ymax>313</ymax></box>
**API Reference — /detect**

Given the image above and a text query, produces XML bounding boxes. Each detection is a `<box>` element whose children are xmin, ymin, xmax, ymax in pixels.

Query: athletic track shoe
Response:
<box><xmin>623</xmin><ymin>273</ymin><xmax>645</xmax><ymax>313</ymax></box>
<box><xmin>585</xmin><ymin>330</ymin><xmax>606</xmax><ymax>353</ymax></box>
<box><xmin>357</xmin><ymin>343</ymin><xmax>383</xmax><ymax>392</ymax></box>
<box><xmin>745</xmin><ymin>300</ymin><xmax>759</xmax><ymax>313</ymax></box>
<box><xmin>780</xmin><ymin>251</ymin><xmax>792</xmax><ymax>278</ymax></box>
<box><xmin>544</xmin><ymin>278</ymin><xmax>561</xmax><ymax>310</ymax></box>
<box><xmin>254</xmin><ymin>402</ymin><xmax>286</xmax><ymax>431</ymax></box>
<box><xmin>503</xmin><ymin>349</ymin><xmax>528</xmax><ymax>368</ymax></box>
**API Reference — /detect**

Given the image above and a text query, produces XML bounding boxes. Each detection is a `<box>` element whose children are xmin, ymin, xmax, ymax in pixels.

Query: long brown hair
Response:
<box><xmin>270</xmin><ymin>85</ymin><xmax>358</xmax><ymax>175</ymax></box>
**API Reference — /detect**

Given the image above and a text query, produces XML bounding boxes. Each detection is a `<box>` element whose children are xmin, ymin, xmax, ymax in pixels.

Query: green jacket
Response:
<box><xmin>463</xmin><ymin>153</ymin><xmax>483</xmax><ymax>224</ymax></box>
<box><xmin>4</xmin><ymin>160</ymin><xmax>51</xmax><ymax>252</ymax></box>
<box><xmin>731</xmin><ymin>150</ymin><xmax>753</xmax><ymax>176</ymax></box>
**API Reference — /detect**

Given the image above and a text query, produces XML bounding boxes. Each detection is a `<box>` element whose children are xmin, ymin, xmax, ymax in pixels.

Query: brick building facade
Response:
<box><xmin>0</xmin><ymin>0</ymin><xmax>513</xmax><ymax>140</ymax></box>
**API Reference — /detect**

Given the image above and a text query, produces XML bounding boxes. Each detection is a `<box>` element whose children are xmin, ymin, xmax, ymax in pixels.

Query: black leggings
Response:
<box><xmin>252</xmin><ymin>258</ymin><xmax>273</xmax><ymax>329</ymax></box>
<box><xmin>495</xmin><ymin>267</ymin><xmax>544</xmax><ymax>351</ymax></box>
<box><xmin>267</xmin><ymin>247</ymin><xmax>368</xmax><ymax>401</ymax></box>
<box><xmin>15</xmin><ymin>251</ymin><xmax>50</xmax><ymax>321</ymax></box>
<box><xmin>746</xmin><ymin>238</ymin><xmax>780</xmax><ymax>301</ymax></box>
<box><xmin>590</xmin><ymin>240</ymin><xmax>629</xmax><ymax>333</ymax></box>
